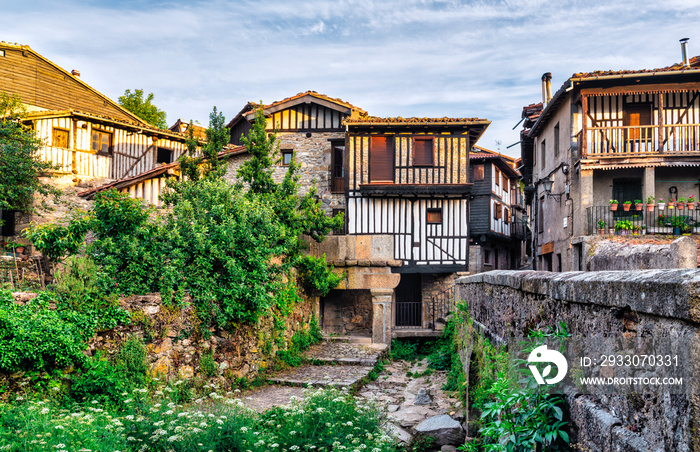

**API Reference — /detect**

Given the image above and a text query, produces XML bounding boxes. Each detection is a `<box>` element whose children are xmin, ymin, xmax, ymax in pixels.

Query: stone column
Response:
<box><xmin>370</xmin><ymin>288</ymin><xmax>393</xmax><ymax>345</ymax></box>
<box><xmin>643</xmin><ymin>167</ymin><xmax>655</xmax><ymax>203</ymax></box>
<box><xmin>576</xmin><ymin>169</ymin><xmax>594</xmax><ymax>237</ymax></box>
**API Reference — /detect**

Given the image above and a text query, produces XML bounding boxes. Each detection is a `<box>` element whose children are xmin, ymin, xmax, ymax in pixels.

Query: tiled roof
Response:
<box><xmin>344</xmin><ymin>116</ymin><xmax>489</xmax><ymax>125</ymax></box>
<box><xmin>261</xmin><ymin>91</ymin><xmax>366</xmax><ymax>114</ymax></box>
<box><xmin>572</xmin><ymin>55</ymin><xmax>700</xmax><ymax>79</ymax></box>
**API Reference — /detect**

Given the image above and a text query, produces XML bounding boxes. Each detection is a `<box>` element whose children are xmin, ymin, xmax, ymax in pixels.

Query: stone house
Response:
<box><xmin>0</xmin><ymin>42</ymin><xmax>192</xmax><ymax>238</ymax></box>
<box><xmin>468</xmin><ymin>146</ymin><xmax>528</xmax><ymax>272</ymax></box>
<box><xmin>521</xmin><ymin>48</ymin><xmax>700</xmax><ymax>272</ymax></box>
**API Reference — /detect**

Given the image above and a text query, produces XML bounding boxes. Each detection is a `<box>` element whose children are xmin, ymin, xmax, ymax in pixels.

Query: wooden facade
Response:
<box><xmin>28</xmin><ymin>111</ymin><xmax>190</xmax><ymax>180</ymax></box>
<box><xmin>346</xmin><ymin>118</ymin><xmax>489</xmax><ymax>271</ymax></box>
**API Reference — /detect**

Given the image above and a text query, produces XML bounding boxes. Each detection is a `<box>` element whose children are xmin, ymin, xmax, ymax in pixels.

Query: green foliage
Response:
<box><xmin>0</xmin><ymin>387</ymin><xmax>396</xmax><ymax>452</ymax></box>
<box><xmin>70</xmin><ymin>354</ymin><xmax>126</xmax><ymax>405</ymax></box>
<box><xmin>177</xmin><ymin>106</ymin><xmax>228</xmax><ymax>181</ymax></box>
<box><xmin>199</xmin><ymin>352</ymin><xmax>218</xmax><ymax>377</ymax></box>
<box><xmin>116</xmin><ymin>335</ymin><xmax>148</xmax><ymax>384</ymax></box>
<box><xmin>0</xmin><ymin>291</ymin><xmax>90</xmax><ymax>372</ymax></box>
<box><xmin>390</xmin><ymin>339</ymin><xmax>418</xmax><ymax>361</ymax></box>
<box><xmin>0</xmin><ymin>92</ymin><xmax>59</xmax><ymax>213</ymax></box>
<box><xmin>24</xmin><ymin>213</ymin><xmax>92</xmax><ymax>262</ymax></box>
<box><xmin>238</xmin><ymin>105</ymin><xmax>277</xmax><ymax>195</ymax></box>
<box><xmin>117</xmin><ymin>88</ymin><xmax>167</xmax><ymax>129</ymax></box>
<box><xmin>296</xmin><ymin>254</ymin><xmax>343</xmax><ymax>296</ymax></box>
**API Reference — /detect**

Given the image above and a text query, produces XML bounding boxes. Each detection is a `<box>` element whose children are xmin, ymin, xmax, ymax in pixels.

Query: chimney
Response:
<box><xmin>71</xmin><ymin>69</ymin><xmax>80</xmax><ymax>77</ymax></box>
<box><xmin>680</xmin><ymin>38</ymin><xmax>690</xmax><ymax>67</ymax></box>
<box><xmin>541</xmin><ymin>72</ymin><xmax>552</xmax><ymax>105</ymax></box>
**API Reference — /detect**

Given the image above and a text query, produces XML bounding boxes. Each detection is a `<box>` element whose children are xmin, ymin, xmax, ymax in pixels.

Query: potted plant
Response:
<box><xmin>609</xmin><ymin>199</ymin><xmax>619</xmax><ymax>211</ymax></box>
<box><xmin>688</xmin><ymin>195</ymin><xmax>696</xmax><ymax>210</ymax></box>
<box><xmin>597</xmin><ymin>220</ymin><xmax>606</xmax><ymax>235</ymax></box>
<box><xmin>641</xmin><ymin>225</ymin><xmax>647</xmax><ymax>235</ymax></box>
<box><xmin>632</xmin><ymin>225</ymin><xmax>642</xmax><ymax>235</ymax></box>
<box><xmin>677</xmin><ymin>197</ymin><xmax>686</xmax><ymax>209</ymax></box>
<box><xmin>614</xmin><ymin>220</ymin><xmax>633</xmax><ymax>235</ymax></box>
<box><xmin>633</xmin><ymin>199</ymin><xmax>642</xmax><ymax>211</ymax></box>
<box><xmin>657</xmin><ymin>197</ymin><xmax>665</xmax><ymax>210</ymax></box>
<box><xmin>668</xmin><ymin>198</ymin><xmax>676</xmax><ymax>209</ymax></box>
<box><xmin>645</xmin><ymin>195</ymin><xmax>655</xmax><ymax>212</ymax></box>
<box><xmin>623</xmin><ymin>200</ymin><xmax>632</xmax><ymax>211</ymax></box>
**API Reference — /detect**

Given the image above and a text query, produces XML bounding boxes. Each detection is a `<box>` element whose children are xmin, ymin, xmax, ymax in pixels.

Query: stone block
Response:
<box><xmin>370</xmin><ymin>234</ymin><xmax>394</xmax><ymax>259</ymax></box>
<box><xmin>355</xmin><ymin>235</ymin><xmax>371</xmax><ymax>260</ymax></box>
<box><xmin>414</xmin><ymin>415</ymin><xmax>464</xmax><ymax>447</ymax></box>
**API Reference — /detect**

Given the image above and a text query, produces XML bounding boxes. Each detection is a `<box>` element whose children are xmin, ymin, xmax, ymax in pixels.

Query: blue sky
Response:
<box><xmin>4</xmin><ymin>0</ymin><xmax>700</xmax><ymax>156</ymax></box>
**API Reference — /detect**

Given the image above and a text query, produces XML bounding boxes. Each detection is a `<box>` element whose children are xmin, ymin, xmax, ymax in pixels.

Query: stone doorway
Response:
<box><xmin>320</xmin><ymin>289</ymin><xmax>372</xmax><ymax>336</ymax></box>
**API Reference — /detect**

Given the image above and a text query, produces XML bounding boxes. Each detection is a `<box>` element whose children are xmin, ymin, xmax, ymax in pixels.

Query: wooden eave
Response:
<box><xmin>25</xmin><ymin>110</ymin><xmax>191</xmax><ymax>141</ymax></box>
<box><xmin>347</xmin><ymin>121</ymin><xmax>490</xmax><ymax>143</ymax></box>
<box><xmin>358</xmin><ymin>183</ymin><xmax>473</xmax><ymax>196</ymax></box>
<box><xmin>580</xmin><ymin>81</ymin><xmax>700</xmax><ymax>97</ymax></box>
<box><xmin>245</xmin><ymin>96</ymin><xmax>354</xmax><ymax>119</ymax></box>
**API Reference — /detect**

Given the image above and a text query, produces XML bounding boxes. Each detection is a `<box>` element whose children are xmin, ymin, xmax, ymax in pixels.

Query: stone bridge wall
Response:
<box><xmin>455</xmin><ymin>269</ymin><xmax>700</xmax><ymax>452</ymax></box>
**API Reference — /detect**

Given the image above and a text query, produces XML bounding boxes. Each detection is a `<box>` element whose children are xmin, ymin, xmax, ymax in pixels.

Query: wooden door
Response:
<box><xmin>625</xmin><ymin>103</ymin><xmax>652</xmax><ymax>150</ymax></box>
<box><xmin>370</xmin><ymin>136</ymin><xmax>394</xmax><ymax>183</ymax></box>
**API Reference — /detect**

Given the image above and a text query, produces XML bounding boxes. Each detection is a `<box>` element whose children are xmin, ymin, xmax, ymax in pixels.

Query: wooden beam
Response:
<box><xmin>581</xmin><ymin>82</ymin><xmax>700</xmax><ymax>97</ymax></box>
<box><xmin>657</xmin><ymin>93</ymin><xmax>664</xmax><ymax>153</ymax></box>
<box><xmin>581</xmin><ymin>95</ymin><xmax>588</xmax><ymax>158</ymax></box>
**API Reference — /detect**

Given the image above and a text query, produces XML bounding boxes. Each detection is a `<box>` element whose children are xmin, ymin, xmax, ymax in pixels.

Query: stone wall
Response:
<box><xmin>455</xmin><ymin>270</ymin><xmax>700</xmax><ymax>452</ymax></box>
<box><xmin>87</xmin><ymin>292</ymin><xmax>316</xmax><ymax>382</ymax></box>
<box><xmin>320</xmin><ymin>289</ymin><xmax>372</xmax><ymax>336</ymax></box>
<box><xmin>574</xmin><ymin>235</ymin><xmax>697</xmax><ymax>271</ymax></box>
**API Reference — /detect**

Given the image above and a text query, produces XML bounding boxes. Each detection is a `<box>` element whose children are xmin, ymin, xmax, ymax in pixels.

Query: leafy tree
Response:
<box><xmin>177</xmin><ymin>107</ymin><xmax>228</xmax><ymax>181</ymax></box>
<box><xmin>0</xmin><ymin>92</ymin><xmax>58</xmax><ymax>215</ymax></box>
<box><xmin>118</xmin><ymin>89</ymin><xmax>167</xmax><ymax>129</ymax></box>
<box><xmin>238</xmin><ymin>106</ymin><xmax>277</xmax><ymax>195</ymax></box>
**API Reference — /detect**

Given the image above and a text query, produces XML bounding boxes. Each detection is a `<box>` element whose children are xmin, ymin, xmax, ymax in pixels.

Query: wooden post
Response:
<box><xmin>581</xmin><ymin>95</ymin><xmax>588</xmax><ymax>158</ymax></box>
<box><xmin>657</xmin><ymin>92</ymin><xmax>664</xmax><ymax>153</ymax></box>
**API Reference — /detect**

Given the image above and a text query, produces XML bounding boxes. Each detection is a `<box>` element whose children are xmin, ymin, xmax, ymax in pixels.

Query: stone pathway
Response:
<box><xmin>238</xmin><ymin>341</ymin><xmax>464</xmax><ymax>442</ymax></box>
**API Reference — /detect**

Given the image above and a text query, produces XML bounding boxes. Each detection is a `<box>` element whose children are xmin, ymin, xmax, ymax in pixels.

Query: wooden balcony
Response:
<box><xmin>580</xmin><ymin>123</ymin><xmax>700</xmax><ymax>158</ymax></box>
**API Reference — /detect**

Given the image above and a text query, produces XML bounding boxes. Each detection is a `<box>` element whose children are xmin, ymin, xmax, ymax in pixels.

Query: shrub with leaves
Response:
<box><xmin>296</xmin><ymin>254</ymin><xmax>343</xmax><ymax>296</ymax></box>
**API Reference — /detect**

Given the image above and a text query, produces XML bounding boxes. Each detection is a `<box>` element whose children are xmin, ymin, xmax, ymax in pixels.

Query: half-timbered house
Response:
<box><xmin>0</xmin><ymin>42</ymin><xmax>192</xmax><ymax>237</ymax></box>
<box><xmin>521</xmin><ymin>48</ymin><xmax>700</xmax><ymax>271</ymax></box>
<box><xmin>338</xmin><ymin>116</ymin><xmax>489</xmax><ymax>337</ymax></box>
<box><xmin>468</xmin><ymin>147</ymin><xmax>527</xmax><ymax>272</ymax></box>
<box><xmin>226</xmin><ymin>91</ymin><xmax>366</xmax><ymax>216</ymax></box>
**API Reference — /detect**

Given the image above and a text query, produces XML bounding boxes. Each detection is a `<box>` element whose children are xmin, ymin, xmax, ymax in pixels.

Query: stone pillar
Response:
<box><xmin>643</xmin><ymin>167</ymin><xmax>655</xmax><ymax>203</ymax></box>
<box><xmin>370</xmin><ymin>288</ymin><xmax>393</xmax><ymax>345</ymax></box>
<box><xmin>576</xmin><ymin>169</ymin><xmax>594</xmax><ymax>237</ymax></box>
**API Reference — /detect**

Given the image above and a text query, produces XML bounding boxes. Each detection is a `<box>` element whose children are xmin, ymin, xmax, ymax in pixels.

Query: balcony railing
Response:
<box><xmin>580</xmin><ymin>124</ymin><xmax>700</xmax><ymax>157</ymax></box>
<box><xmin>586</xmin><ymin>205</ymin><xmax>700</xmax><ymax>236</ymax></box>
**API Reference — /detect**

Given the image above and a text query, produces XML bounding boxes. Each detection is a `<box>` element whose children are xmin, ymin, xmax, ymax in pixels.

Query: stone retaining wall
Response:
<box><xmin>455</xmin><ymin>269</ymin><xmax>700</xmax><ymax>452</ymax></box>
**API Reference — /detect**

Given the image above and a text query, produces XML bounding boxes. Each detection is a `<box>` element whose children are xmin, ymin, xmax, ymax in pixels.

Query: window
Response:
<box><xmin>52</xmin><ymin>128</ymin><xmax>69</xmax><ymax>148</ymax></box>
<box><xmin>412</xmin><ymin>137</ymin><xmax>434</xmax><ymax>166</ymax></box>
<box><xmin>370</xmin><ymin>136</ymin><xmax>394</xmax><ymax>183</ymax></box>
<box><xmin>495</xmin><ymin>168</ymin><xmax>500</xmax><ymax>186</ymax></box>
<box><xmin>502</xmin><ymin>173</ymin><xmax>508</xmax><ymax>191</ymax></box>
<box><xmin>554</xmin><ymin>123</ymin><xmax>560</xmax><ymax>157</ymax></box>
<box><xmin>91</xmin><ymin>129</ymin><xmax>112</xmax><ymax>154</ymax></box>
<box><xmin>281</xmin><ymin>150</ymin><xmax>293</xmax><ymax>166</ymax></box>
<box><xmin>427</xmin><ymin>208</ymin><xmax>442</xmax><ymax>224</ymax></box>
<box><xmin>157</xmin><ymin>147</ymin><xmax>173</xmax><ymax>164</ymax></box>
<box><xmin>484</xmin><ymin>249</ymin><xmax>492</xmax><ymax>265</ymax></box>
<box><xmin>540</xmin><ymin>139</ymin><xmax>546</xmax><ymax>169</ymax></box>
<box><xmin>473</xmin><ymin>164</ymin><xmax>484</xmax><ymax>181</ymax></box>
<box><xmin>493</xmin><ymin>201</ymin><xmax>502</xmax><ymax>220</ymax></box>
<box><xmin>0</xmin><ymin>210</ymin><xmax>16</xmax><ymax>236</ymax></box>
<box><xmin>504</xmin><ymin>207</ymin><xmax>510</xmax><ymax>223</ymax></box>
<box><xmin>330</xmin><ymin>142</ymin><xmax>344</xmax><ymax>193</ymax></box>
<box><xmin>625</xmin><ymin>103</ymin><xmax>652</xmax><ymax>143</ymax></box>
<box><xmin>539</xmin><ymin>197</ymin><xmax>544</xmax><ymax>233</ymax></box>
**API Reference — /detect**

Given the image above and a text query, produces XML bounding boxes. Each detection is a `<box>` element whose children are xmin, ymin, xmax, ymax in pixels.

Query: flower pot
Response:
<box><xmin>688</xmin><ymin>202</ymin><xmax>695</xmax><ymax>209</ymax></box>
<box><xmin>674</xmin><ymin>227</ymin><xmax>681</xmax><ymax>235</ymax></box>
<box><xmin>623</xmin><ymin>204</ymin><xmax>631</xmax><ymax>211</ymax></box>
<box><xmin>646</xmin><ymin>204</ymin><xmax>654</xmax><ymax>212</ymax></box>
<box><xmin>658</xmin><ymin>203</ymin><xmax>665</xmax><ymax>210</ymax></box>
<box><xmin>610</xmin><ymin>204</ymin><xmax>618</xmax><ymax>211</ymax></box>
<box><xmin>635</xmin><ymin>204</ymin><xmax>642</xmax><ymax>211</ymax></box>
<box><xmin>609</xmin><ymin>228</ymin><xmax>615</xmax><ymax>235</ymax></box>
<box><xmin>668</xmin><ymin>202</ymin><xmax>675</xmax><ymax>209</ymax></box>
<box><xmin>598</xmin><ymin>229</ymin><xmax>606</xmax><ymax>235</ymax></box>
<box><xmin>642</xmin><ymin>229</ymin><xmax>646</xmax><ymax>235</ymax></box>
<box><xmin>677</xmin><ymin>203</ymin><xmax>685</xmax><ymax>209</ymax></box>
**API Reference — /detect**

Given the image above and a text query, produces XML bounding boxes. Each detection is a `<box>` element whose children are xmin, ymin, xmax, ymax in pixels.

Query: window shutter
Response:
<box><xmin>413</xmin><ymin>137</ymin><xmax>434</xmax><ymax>166</ymax></box>
<box><xmin>370</xmin><ymin>136</ymin><xmax>394</xmax><ymax>182</ymax></box>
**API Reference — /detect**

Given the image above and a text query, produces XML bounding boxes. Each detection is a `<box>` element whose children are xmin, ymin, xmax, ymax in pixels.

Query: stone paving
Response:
<box><xmin>303</xmin><ymin>340</ymin><xmax>387</xmax><ymax>366</ymax></box>
<box><xmin>267</xmin><ymin>364</ymin><xmax>372</xmax><ymax>388</ymax></box>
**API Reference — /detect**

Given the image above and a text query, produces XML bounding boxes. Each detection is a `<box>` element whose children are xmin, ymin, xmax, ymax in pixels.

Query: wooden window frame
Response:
<box><xmin>484</xmin><ymin>249</ymin><xmax>492</xmax><ymax>265</ymax></box>
<box><xmin>495</xmin><ymin>168</ymin><xmax>500</xmax><ymax>187</ymax></box>
<box><xmin>540</xmin><ymin>139</ymin><xmax>546</xmax><ymax>170</ymax></box>
<box><xmin>330</xmin><ymin>141</ymin><xmax>345</xmax><ymax>193</ymax></box>
<box><xmin>91</xmin><ymin>129</ymin><xmax>112</xmax><ymax>155</ymax></box>
<box><xmin>472</xmin><ymin>164</ymin><xmax>484</xmax><ymax>182</ymax></box>
<box><xmin>412</xmin><ymin>136</ymin><xmax>434</xmax><ymax>166</ymax></box>
<box><xmin>554</xmin><ymin>123</ymin><xmax>560</xmax><ymax>157</ymax></box>
<box><xmin>427</xmin><ymin>208</ymin><xmax>442</xmax><ymax>224</ymax></box>
<box><xmin>281</xmin><ymin>150</ymin><xmax>293</xmax><ymax>166</ymax></box>
<box><xmin>52</xmin><ymin>127</ymin><xmax>70</xmax><ymax>149</ymax></box>
<box><xmin>370</xmin><ymin>135</ymin><xmax>394</xmax><ymax>183</ymax></box>
<box><xmin>156</xmin><ymin>147</ymin><xmax>173</xmax><ymax>164</ymax></box>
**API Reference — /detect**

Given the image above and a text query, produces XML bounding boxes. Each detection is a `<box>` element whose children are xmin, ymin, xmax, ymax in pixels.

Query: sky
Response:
<box><xmin>3</xmin><ymin>0</ymin><xmax>700</xmax><ymax>157</ymax></box>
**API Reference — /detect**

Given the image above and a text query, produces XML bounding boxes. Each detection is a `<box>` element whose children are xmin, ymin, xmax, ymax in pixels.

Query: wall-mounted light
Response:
<box><xmin>542</xmin><ymin>178</ymin><xmax>562</xmax><ymax>201</ymax></box>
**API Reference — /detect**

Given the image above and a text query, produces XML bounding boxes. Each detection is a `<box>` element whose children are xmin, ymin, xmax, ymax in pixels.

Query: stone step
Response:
<box><xmin>268</xmin><ymin>364</ymin><xmax>371</xmax><ymax>390</ymax></box>
<box><xmin>323</xmin><ymin>334</ymin><xmax>373</xmax><ymax>344</ymax></box>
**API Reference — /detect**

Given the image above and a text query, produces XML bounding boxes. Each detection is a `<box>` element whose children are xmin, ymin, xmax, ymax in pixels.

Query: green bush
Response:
<box><xmin>199</xmin><ymin>351</ymin><xmax>218</xmax><ymax>377</ymax></box>
<box><xmin>116</xmin><ymin>335</ymin><xmax>148</xmax><ymax>383</ymax></box>
<box><xmin>0</xmin><ymin>291</ymin><xmax>90</xmax><ymax>372</ymax></box>
<box><xmin>296</xmin><ymin>254</ymin><xmax>344</xmax><ymax>296</ymax></box>
<box><xmin>70</xmin><ymin>354</ymin><xmax>126</xmax><ymax>405</ymax></box>
<box><xmin>390</xmin><ymin>339</ymin><xmax>418</xmax><ymax>361</ymax></box>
